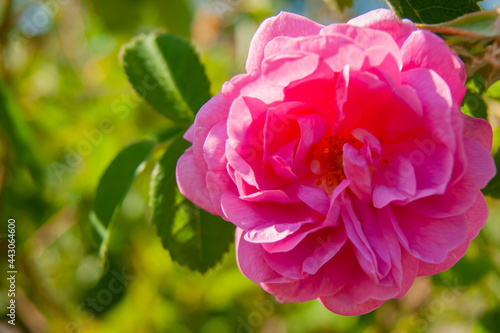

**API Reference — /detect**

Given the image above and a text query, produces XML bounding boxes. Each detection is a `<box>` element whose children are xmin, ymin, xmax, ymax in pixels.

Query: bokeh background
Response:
<box><xmin>1</xmin><ymin>0</ymin><xmax>500</xmax><ymax>332</ymax></box>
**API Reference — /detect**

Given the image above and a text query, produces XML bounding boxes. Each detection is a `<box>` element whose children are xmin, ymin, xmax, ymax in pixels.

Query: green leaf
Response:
<box><xmin>0</xmin><ymin>80</ymin><xmax>45</xmax><ymax>187</ymax></box>
<box><xmin>385</xmin><ymin>0</ymin><xmax>481</xmax><ymax>24</ymax></box>
<box><xmin>155</xmin><ymin>125</ymin><xmax>186</xmax><ymax>143</ymax></box>
<box><xmin>121</xmin><ymin>33</ymin><xmax>211</xmax><ymax>125</ymax></box>
<box><xmin>92</xmin><ymin>139</ymin><xmax>156</xmax><ymax>262</ymax></box>
<box><xmin>419</xmin><ymin>10</ymin><xmax>500</xmax><ymax>38</ymax></box>
<box><xmin>485</xmin><ymin>79</ymin><xmax>500</xmax><ymax>101</ymax></box>
<box><xmin>461</xmin><ymin>76</ymin><xmax>488</xmax><ymax>120</ymax></box>
<box><xmin>150</xmin><ymin>136</ymin><xmax>235</xmax><ymax>273</ymax></box>
<box><xmin>483</xmin><ymin>149</ymin><xmax>500</xmax><ymax>198</ymax></box>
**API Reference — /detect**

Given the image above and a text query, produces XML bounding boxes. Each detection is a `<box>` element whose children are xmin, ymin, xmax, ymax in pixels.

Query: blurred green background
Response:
<box><xmin>1</xmin><ymin>0</ymin><xmax>500</xmax><ymax>332</ymax></box>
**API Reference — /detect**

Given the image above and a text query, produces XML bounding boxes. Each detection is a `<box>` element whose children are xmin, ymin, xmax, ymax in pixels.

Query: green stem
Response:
<box><xmin>416</xmin><ymin>23</ymin><xmax>487</xmax><ymax>38</ymax></box>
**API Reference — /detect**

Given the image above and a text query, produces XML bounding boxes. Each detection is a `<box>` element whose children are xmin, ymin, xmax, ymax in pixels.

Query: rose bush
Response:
<box><xmin>176</xmin><ymin>9</ymin><xmax>496</xmax><ymax>315</ymax></box>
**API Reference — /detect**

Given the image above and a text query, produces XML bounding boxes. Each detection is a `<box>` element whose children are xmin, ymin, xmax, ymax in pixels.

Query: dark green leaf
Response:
<box><xmin>0</xmin><ymin>80</ymin><xmax>45</xmax><ymax>187</ymax></box>
<box><xmin>461</xmin><ymin>90</ymin><xmax>487</xmax><ymax>119</ymax></box>
<box><xmin>419</xmin><ymin>10</ymin><xmax>500</xmax><ymax>38</ymax></box>
<box><xmin>483</xmin><ymin>149</ymin><xmax>500</xmax><ymax>198</ymax></box>
<box><xmin>150</xmin><ymin>137</ymin><xmax>235</xmax><ymax>273</ymax></box>
<box><xmin>467</xmin><ymin>75</ymin><xmax>487</xmax><ymax>94</ymax></box>
<box><xmin>121</xmin><ymin>33</ymin><xmax>211</xmax><ymax>125</ymax></box>
<box><xmin>150</xmin><ymin>136</ymin><xmax>191</xmax><ymax>237</ymax></box>
<box><xmin>92</xmin><ymin>139</ymin><xmax>156</xmax><ymax>261</ymax></box>
<box><xmin>80</xmin><ymin>264</ymin><xmax>131</xmax><ymax>316</ymax></box>
<box><xmin>155</xmin><ymin>125</ymin><xmax>186</xmax><ymax>143</ymax></box>
<box><xmin>385</xmin><ymin>0</ymin><xmax>481</xmax><ymax>24</ymax></box>
<box><xmin>480</xmin><ymin>308</ymin><xmax>500</xmax><ymax>333</ymax></box>
<box><xmin>461</xmin><ymin>76</ymin><xmax>488</xmax><ymax>119</ymax></box>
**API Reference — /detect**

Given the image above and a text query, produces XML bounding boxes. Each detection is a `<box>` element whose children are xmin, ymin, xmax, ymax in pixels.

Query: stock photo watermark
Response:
<box><xmin>408</xmin><ymin>278</ymin><xmax>466</xmax><ymax>332</ymax></box>
<box><xmin>5</xmin><ymin>218</ymin><xmax>17</xmax><ymax>326</ymax></box>
<box><xmin>235</xmin><ymin>298</ymin><xmax>276</xmax><ymax>333</ymax></box>
<box><xmin>8</xmin><ymin>0</ymin><xmax>71</xmax><ymax>45</ymax></box>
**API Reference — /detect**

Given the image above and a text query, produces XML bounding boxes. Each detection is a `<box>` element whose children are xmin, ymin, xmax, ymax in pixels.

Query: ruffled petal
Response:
<box><xmin>176</xmin><ymin>148</ymin><xmax>218</xmax><ymax>215</ymax></box>
<box><xmin>246</xmin><ymin>11</ymin><xmax>324</xmax><ymax>72</ymax></box>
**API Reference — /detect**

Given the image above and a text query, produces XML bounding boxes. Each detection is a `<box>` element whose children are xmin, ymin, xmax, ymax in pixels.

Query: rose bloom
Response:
<box><xmin>176</xmin><ymin>9</ymin><xmax>496</xmax><ymax>315</ymax></box>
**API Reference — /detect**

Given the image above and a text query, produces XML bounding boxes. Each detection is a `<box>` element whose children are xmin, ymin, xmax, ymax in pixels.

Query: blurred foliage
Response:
<box><xmin>0</xmin><ymin>0</ymin><xmax>499</xmax><ymax>333</ymax></box>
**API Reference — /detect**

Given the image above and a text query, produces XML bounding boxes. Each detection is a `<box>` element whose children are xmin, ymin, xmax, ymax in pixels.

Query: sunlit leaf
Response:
<box><xmin>92</xmin><ymin>139</ymin><xmax>156</xmax><ymax>262</ymax></box>
<box><xmin>150</xmin><ymin>136</ymin><xmax>235</xmax><ymax>273</ymax></box>
<box><xmin>461</xmin><ymin>76</ymin><xmax>488</xmax><ymax>119</ymax></box>
<box><xmin>0</xmin><ymin>80</ymin><xmax>45</xmax><ymax>187</ymax></box>
<box><xmin>385</xmin><ymin>0</ymin><xmax>481</xmax><ymax>24</ymax></box>
<box><xmin>418</xmin><ymin>9</ymin><xmax>500</xmax><ymax>38</ymax></box>
<box><xmin>485</xmin><ymin>79</ymin><xmax>500</xmax><ymax>100</ymax></box>
<box><xmin>121</xmin><ymin>33</ymin><xmax>211</xmax><ymax>125</ymax></box>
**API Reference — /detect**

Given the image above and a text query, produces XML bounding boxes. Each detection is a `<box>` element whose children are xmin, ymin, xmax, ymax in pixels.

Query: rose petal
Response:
<box><xmin>246</xmin><ymin>11</ymin><xmax>324</xmax><ymax>72</ymax></box>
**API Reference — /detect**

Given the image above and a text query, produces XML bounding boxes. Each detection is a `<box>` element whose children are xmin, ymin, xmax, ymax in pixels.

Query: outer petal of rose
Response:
<box><xmin>347</xmin><ymin>8</ymin><xmax>416</xmax><ymax>43</ymax></box>
<box><xmin>262</xmin><ymin>222</ymin><xmax>327</xmax><ymax>253</ymax></box>
<box><xmin>405</xmin><ymin>177</ymin><xmax>477</xmax><ymax>218</ymax></box>
<box><xmin>235</xmin><ymin>228</ymin><xmax>290</xmax><ymax>284</ymax></box>
<box><xmin>462</xmin><ymin>137</ymin><xmax>497</xmax><ymax>189</ymax></box>
<box><xmin>401</xmin><ymin>68</ymin><xmax>455</xmax><ymax>150</ymax></box>
<box><xmin>192</xmin><ymin>93</ymin><xmax>231</xmax><ymax>172</ymax></box>
<box><xmin>222</xmin><ymin>70</ymin><xmax>285</xmax><ymax>105</ymax></box>
<box><xmin>449</xmin><ymin>109</ymin><xmax>467</xmax><ymax>185</ymax></box>
<box><xmin>264</xmin><ymin>227</ymin><xmax>347</xmax><ymax>279</ymax></box>
<box><xmin>262</xmin><ymin>53</ymin><xmax>321</xmax><ymax>87</ymax></box>
<box><xmin>321</xmin><ymin>24</ymin><xmax>402</xmax><ymax>73</ymax></box>
<box><xmin>220</xmin><ymin>189</ymin><xmax>317</xmax><ymax>231</ymax></box>
<box><xmin>206</xmin><ymin>170</ymin><xmax>233</xmax><ymax>217</ymax></box>
<box><xmin>262</xmin><ymin>245</ymin><xmax>354</xmax><ymax>302</ymax></box>
<box><xmin>391</xmin><ymin>205</ymin><xmax>468</xmax><ymax>263</ymax></box>
<box><xmin>203</xmin><ymin>120</ymin><xmax>228</xmax><ymax>171</ymax></box>
<box><xmin>417</xmin><ymin>192</ymin><xmax>488</xmax><ymax>276</ymax></box>
<box><xmin>265</xmin><ymin>34</ymin><xmax>365</xmax><ymax>72</ymax></box>
<box><xmin>176</xmin><ymin>148</ymin><xmax>218</xmax><ymax>215</ymax></box>
<box><xmin>345</xmin><ymin>247</ymin><xmax>418</xmax><ymax>304</ymax></box>
<box><xmin>245</xmin><ymin>11</ymin><xmax>324</xmax><ymax>72</ymax></box>
<box><xmin>227</xmin><ymin>95</ymin><xmax>267</xmax><ymax>145</ymax></box>
<box><xmin>401</xmin><ymin>30</ymin><xmax>466</xmax><ymax>103</ymax></box>
<box><xmin>184</xmin><ymin>124</ymin><xmax>194</xmax><ymax>142</ymax></box>
<box><xmin>319</xmin><ymin>289</ymin><xmax>385</xmax><ymax>316</ymax></box>
<box><xmin>244</xmin><ymin>223</ymin><xmax>305</xmax><ymax>244</ymax></box>
<box><xmin>462</xmin><ymin>114</ymin><xmax>493</xmax><ymax>151</ymax></box>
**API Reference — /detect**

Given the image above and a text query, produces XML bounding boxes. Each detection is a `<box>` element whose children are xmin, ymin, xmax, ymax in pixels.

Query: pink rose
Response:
<box><xmin>176</xmin><ymin>9</ymin><xmax>496</xmax><ymax>315</ymax></box>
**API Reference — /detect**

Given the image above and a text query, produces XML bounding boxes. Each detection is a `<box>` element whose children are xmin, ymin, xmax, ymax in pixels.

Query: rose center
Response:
<box><xmin>308</xmin><ymin>136</ymin><xmax>355</xmax><ymax>191</ymax></box>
